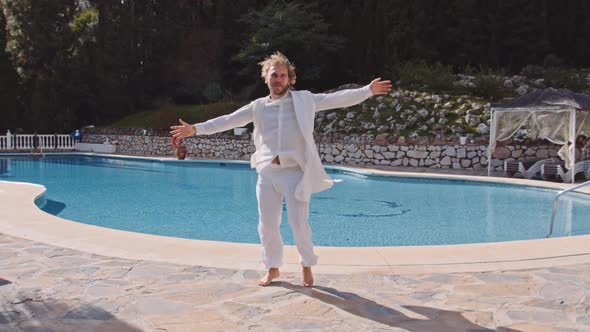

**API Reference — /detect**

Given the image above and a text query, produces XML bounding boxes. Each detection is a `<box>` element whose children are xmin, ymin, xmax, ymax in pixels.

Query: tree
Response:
<box><xmin>233</xmin><ymin>1</ymin><xmax>344</xmax><ymax>94</ymax></box>
<box><xmin>1</xmin><ymin>0</ymin><xmax>80</xmax><ymax>132</ymax></box>
<box><xmin>0</xmin><ymin>3</ymin><xmax>19</xmax><ymax>131</ymax></box>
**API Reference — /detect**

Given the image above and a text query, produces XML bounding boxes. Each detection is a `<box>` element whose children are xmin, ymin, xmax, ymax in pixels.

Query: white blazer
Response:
<box><xmin>251</xmin><ymin>90</ymin><xmax>332</xmax><ymax>202</ymax></box>
<box><xmin>196</xmin><ymin>85</ymin><xmax>373</xmax><ymax>202</ymax></box>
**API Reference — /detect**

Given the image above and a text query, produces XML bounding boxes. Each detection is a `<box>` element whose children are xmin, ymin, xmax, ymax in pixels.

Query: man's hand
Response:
<box><xmin>170</xmin><ymin>118</ymin><xmax>196</xmax><ymax>139</ymax></box>
<box><xmin>369</xmin><ymin>78</ymin><xmax>393</xmax><ymax>96</ymax></box>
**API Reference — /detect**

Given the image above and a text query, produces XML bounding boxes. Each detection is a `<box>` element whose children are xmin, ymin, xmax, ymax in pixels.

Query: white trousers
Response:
<box><xmin>256</xmin><ymin>164</ymin><xmax>318</xmax><ymax>269</ymax></box>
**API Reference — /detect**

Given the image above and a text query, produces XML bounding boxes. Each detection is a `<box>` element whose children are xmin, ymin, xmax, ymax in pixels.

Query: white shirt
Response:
<box><xmin>194</xmin><ymin>85</ymin><xmax>373</xmax><ymax>173</ymax></box>
<box><xmin>255</xmin><ymin>90</ymin><xmax>304</xmax><ymax>171</ymax></box>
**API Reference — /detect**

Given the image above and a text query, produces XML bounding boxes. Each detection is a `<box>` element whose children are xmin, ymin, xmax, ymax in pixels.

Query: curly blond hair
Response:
<box><xmin>259</xmin><ymin>51</ymin><xmax>296</xmax><ymax>87</ymax></box>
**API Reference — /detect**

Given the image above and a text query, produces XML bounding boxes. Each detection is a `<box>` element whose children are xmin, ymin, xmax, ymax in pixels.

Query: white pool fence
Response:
<box><xmin>0</xmin><ymin>130</ymin><xmax>76</xmax><ymax>150</ymax></box>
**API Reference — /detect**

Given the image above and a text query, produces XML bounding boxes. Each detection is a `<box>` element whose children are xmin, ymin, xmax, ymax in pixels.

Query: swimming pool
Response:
<box><xmin>1</xmin><ymin>154</ymin><xmax>589</xmax><ymax>246</ymax></box>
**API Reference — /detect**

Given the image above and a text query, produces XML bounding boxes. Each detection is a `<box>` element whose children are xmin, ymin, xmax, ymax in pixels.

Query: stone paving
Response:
<box><xmin>1</xmin><ymin>233</ymin><xmax>589</xmax><ymax>332</ymax></box>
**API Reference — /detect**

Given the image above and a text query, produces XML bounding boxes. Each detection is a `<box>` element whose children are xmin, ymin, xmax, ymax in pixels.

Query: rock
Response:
<box><xmin>444</xmin><ymin>147</ymin><xmax>456</xmax><ymax>157</ymax></box>
<box><xmin>461</xmin><ymin>159</ymin><xmax>471</xmax><ymax>167</ymax></box>
<box><xmin>467</xmin><ymin>114</ymin><xmax>480</xmax><ymax>127</ymax></box>
<box><xmin>327</xmin><ymin>113</ymin><xmax>337</xmax><ymax>120</ymax></box>
<box><xmin>335</xmin><ymin>155</ymin><xmax>344</xmax><ymax>162</ymax></box>
<box><xmin>443</xmin><ymin>101</ymin><xmax>453</xmax><ymax>109</ymax></box>
<box><xmin>516</xmin><ymin>84</ymin><xmax>529</xmax><ymax>95</ymax></box>
<box><xmin>440</xmin><ymin>156</ymin><xmax>452</xmax><ymax>166</ymax></box>
<box><xmin>536</xmin><ymin>149</ymin><xmax>549</xmax><ymax>158</ymax></box>
<box><xmin>418</xmin><ymin>108</ymin><xmax>429</xmax><ymax>118</ymax></box>
<box><xmin>407</xmin><ymin>150</ymin><xmax>428</xmax><ymax>159</ymax></box>
<box><xmin>375</xmin><ymin>133</ymin><xmax>389</xmax><ymax>145</ymax></box>
<box><xmin>493</xmin><ymin>146</ymin><xmax>511</xmax><ymax>159</ymax></box>
<box><xmin>365</xmin><ymin>149</ymin><xmax>374</xmax><ymax>158</ymax></box>
<box><xmin>476</xmin><ymin>123</ymin><xmax>489</xmax><ymax>135</ymax></box>
<box><xmin>383</xmin><ymin>151</ymin><xmax>396</xmax><ymax>159</ymax></box>
<box><xmin>346</xmin><ymin>145</ymin><xmax>357</xmax><ymax>153</ymax></box>
<box><xmin>346</xmin><ymin>112</ymin><xmax>356</xmax><ymax>119</ymax></box>
<box><xmin>409</xmin><ymin>159</ymin><xmax>419</xmax><ymax>167</ymax></box>
<box><xmin>457</xmin><ymin>148</ymin><xmax>466</xmax><ymax>158</ymax></box>
<box><xmin>534</xmin><ymin>78</ymin><xmax>545</xmax><ymax>87</ymax></box>
<box><xmin>397</xmin><ymin>136</ymin><xmax>406</xmax><ymax>144</ymax></box>
<box><xmin>324</xmin><ymin>154</ymin><xmax>334</xmax><ymax>162</ymax></box>
<box><xmin>417</xmin><ymin>137</ymin><xmax>429</xmax><ymax>145</ymax></box>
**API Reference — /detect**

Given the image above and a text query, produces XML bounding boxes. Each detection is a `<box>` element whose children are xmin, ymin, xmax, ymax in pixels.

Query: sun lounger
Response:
<box><xmin>505</xmin><ymin>158</ymin><xmax>558</xmax><ymax>179</ymax></box>
<box><xmin>541</xmin><ymin>160</ymin><xmax>566</xmax><ymax>181</ymax></box>
<box><xmin>542</xmin><ymin>159</ymin><xmax>590</xmax><ymax>182</ymax></box>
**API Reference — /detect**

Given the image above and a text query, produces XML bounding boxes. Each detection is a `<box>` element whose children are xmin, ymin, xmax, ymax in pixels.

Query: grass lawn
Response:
<box><xmin>108</xmin><ymin>100</ymin><xmax>247</xmax><ymax>129</ymax></box>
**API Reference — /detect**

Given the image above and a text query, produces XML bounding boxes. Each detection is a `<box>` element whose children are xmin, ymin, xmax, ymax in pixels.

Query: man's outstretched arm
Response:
<box><xmin>170</xmin><ymin>102</ymin><xmax>254</xmax><ymax>139</ymax></box>
<box><xmin>313</xmin><ymin>78</ymin><xmax>392</xmax><ymax>112</ymax></box>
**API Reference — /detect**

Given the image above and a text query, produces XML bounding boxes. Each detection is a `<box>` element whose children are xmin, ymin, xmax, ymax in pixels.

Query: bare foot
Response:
<box><xmin>258</xmin><ymin>268</ymin><xmax>280</xmax><ymax>286</ymax></box>
<box><xmin>302</xmin><ymin>266</ymin><xmax>314</xmax><ymax>287</ymax></box>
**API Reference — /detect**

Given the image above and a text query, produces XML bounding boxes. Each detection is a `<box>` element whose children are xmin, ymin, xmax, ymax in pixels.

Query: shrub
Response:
<box><xmin>520</xmin><ymin>65</ymin><xmax>544</xmax><ymax>79</ymax></box>
<box><xmin>203</xmin><ymin>82</ymin><xmax>224</xmax><ymax>103</ymax></box>
<box><xmin>396</xmin><ymin>61</ymin><xmax>456</xmax><ymax>93</ymax></box>
<box><xmin>543</xmin><ymin>54</ymin><xmax>564</xmax><ymax>68</ymax></box>
<box><xmin>543</xmin><ymin>68</ymin><xmax>587</xmax><ymax>91</ymax></box>
<box><xmin>470</xmin><ymin>74</ymin><xmax>511</xmax><ymax>101</ymax></box>
<box><xmin>468</xmin><ymin>67</ymin><xmax>513</xmax><ymax>101</ymax></box>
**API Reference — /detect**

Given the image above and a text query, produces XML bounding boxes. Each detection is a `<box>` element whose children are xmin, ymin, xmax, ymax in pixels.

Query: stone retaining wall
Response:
<box><xmin>82</xmin><ymin>133</ymin><xmax>560</xmax><ymax>170</ymax></box>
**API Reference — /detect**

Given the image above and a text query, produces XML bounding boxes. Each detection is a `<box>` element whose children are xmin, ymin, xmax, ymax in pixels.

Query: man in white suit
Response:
<box><xmin>171</xmin><ymin>52</ymin><xmax>391</xmax><ymax>287</ymax></box>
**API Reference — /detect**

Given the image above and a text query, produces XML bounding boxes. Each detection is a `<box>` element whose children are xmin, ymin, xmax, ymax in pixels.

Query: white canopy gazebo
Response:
<box><xmin>488</xmin><ymin>88</ymin><xmax>590</xmax><ymax>182</ymax></box>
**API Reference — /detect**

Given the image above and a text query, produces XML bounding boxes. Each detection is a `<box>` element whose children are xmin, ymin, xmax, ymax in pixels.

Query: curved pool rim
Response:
<box><xmin>1</xmin><ymin>152</ymin><xmax>590</xmax><ymax>274</ymax></box>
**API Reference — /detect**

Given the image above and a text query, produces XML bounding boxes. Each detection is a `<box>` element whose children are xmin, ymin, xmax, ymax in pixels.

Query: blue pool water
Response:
<box><xmin>1</xmin><ymin>154</ymin><xmax>589</xmax><ymax>246</ymax></box>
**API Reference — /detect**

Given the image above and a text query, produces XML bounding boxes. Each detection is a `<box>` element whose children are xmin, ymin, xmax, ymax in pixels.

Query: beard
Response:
<box><xmin>272</xmin><ymin>84</ymin><xmax>288</xmax><ymax>96</ymax></box>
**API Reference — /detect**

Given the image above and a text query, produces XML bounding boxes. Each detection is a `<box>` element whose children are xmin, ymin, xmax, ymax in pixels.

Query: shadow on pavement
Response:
<box><xmin>275</xmin><ymin>282</ymin><xmax>520</xmax><ymax>332</ymax></box>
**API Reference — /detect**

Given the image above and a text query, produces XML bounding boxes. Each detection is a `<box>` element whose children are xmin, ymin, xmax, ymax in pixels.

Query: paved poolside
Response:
<box><xmin>1</xmin><ymin>233</ymin><xmax>589</xmax><ymax>331</ymax></box>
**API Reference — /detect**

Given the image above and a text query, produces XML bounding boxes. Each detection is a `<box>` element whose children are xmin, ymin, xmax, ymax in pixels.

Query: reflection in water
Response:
<box><xmin>484</xmin><ymin>188</ymin><xmax>496</xmax><ymax>242</ymax></box>
<box><xmin>40</xmin><ymin>199</ymin><xmax>67</xmax><ymax>215</ymax></box>
<box><xmin>564</xmin><ymin>199</ymin><xmax>573</xmax><ymax>236</ymax></box>
<box><xmin>0</xmin><ymin>158</ymin><xmax>10</xmax><ymax>175</ymax></box>
<box><xmin>311</xmin><ymin>197</ymin><xmax>410</xmax><ymax>218</ymax></box>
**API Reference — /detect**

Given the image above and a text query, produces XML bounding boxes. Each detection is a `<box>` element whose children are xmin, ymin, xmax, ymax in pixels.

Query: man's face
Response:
<box><xmin>266</xmin><ymin>64</ymin><xmax>290</xmax><ymax>97</ymax></box>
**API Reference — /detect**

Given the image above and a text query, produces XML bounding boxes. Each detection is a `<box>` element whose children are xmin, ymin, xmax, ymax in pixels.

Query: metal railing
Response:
<box><xmin>0</xmin><ymin>132</ymin><xmax>76</xmax><ymax>150</ymax></box>
<box><xmin>546</xmin><ymin>179</ymin><xmax>590</xmax><ymax>238</ymax></box>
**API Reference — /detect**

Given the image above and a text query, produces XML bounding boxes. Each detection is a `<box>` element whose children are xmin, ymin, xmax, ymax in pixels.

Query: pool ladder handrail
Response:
<box><xmin>547</xmin><ymin>179</ymin><xmax>590</xmax><ymax>238</ymax></box>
